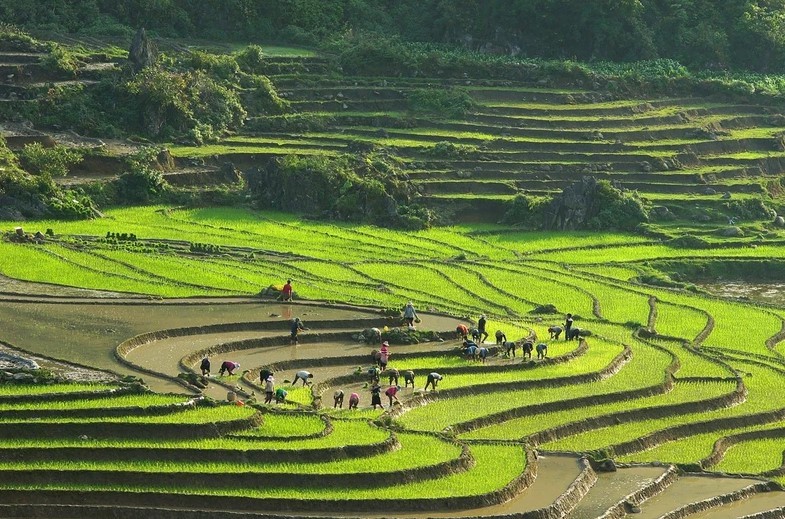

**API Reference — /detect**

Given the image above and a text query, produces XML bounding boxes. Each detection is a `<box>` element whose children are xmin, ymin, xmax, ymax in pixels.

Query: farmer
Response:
<box><xmin>334</xmin><ymin>389</ymin><xmax>345</xmax><ymax>408</ymax></box>
<box><xmin>548</xmin><ymin>325</ymin><xmax>563</xmax><ymax>340</ymax></box>
<box><xmin>402</xmin><ymin>302</ymin><xmax>418</xmax><ymax>327</ymax></box>
<box><xmin>275</xmin><ymin>387</ymin><xmax>287</xmax><ymax>404</ymax></box>
<box><xmin>292</xmin><ymin>370</ymin><xmax>314</xmax><ymax>386</ymax></box>
<box><xmin>495</xmin><ymin>330</ymin><xmax>507</xmax><ymax>345</ymax></box>
<box><xmin>200</xmin><ymin>356</ymin><xmax>211</xmax><ymax>376</ymax></box>
<box><xmin>348</xmin><ymin>392</ymin><xmax>360</xmax><ymax>410</ymax></box>
<box><xmin>259</xmin><ymin>369</ymin><xmax>273</xmax><ymax>385</ymax></box>
<box><xmin>379</xmin><ymin>341</ymin><xmax>390</xmax><ymax>370</ymax></box>
<box><xmin>386</xmin><ymin>367</ymin><xmax>400</xmax><ymax>386</ymax></box>
<box><xmin>424</xmin><ymin>372</ymin><xmax>443</xmax><ymax>391</ymax></box>
<box><xmin>290</xmin><ymin>317</ymin><xmax>307</xmax><ymax>345</ymax></box>
<box><xmin>564</xmin><ymin>313</ymin><xmax>574</xmax><ymax>341</ymax></box>
<box><xmin>463</xmin><ymin>339</ymin><xmax>478</xmax><ymax>361</ymax></box>
<box><xmin>504</xmin><ymin>341</ymin><xmax>517</xmax><ymax>358</ymax></box>
<box><xmin>536</xmin><ymin>342</ymin><xmax>548</xmax><ymax>359</ymax></box>
<box><xmin>470</xmin><ymin>328</ymin><xmax>481</xmax><ymax>342</ymax></box>
<box><xmin>522</xmin><ymin>340</ymin><xmax>534</xmax><ymax>360</ymax></box>
<box><xmin>218</xmin><ymin>361</ymin><xmax>240</xmax><ymax>376</ymax></box>
<box><xmin>403</xmin><ymin>370</ymin><xmax>415</xmax><ymax>388</ymax></box>
<box><xmin>385</xmin><ymin>385</ymin><xmax>401</xmax><ymax>407</ymax></box>
<box><xmin>264</xmin><ymin>375</ymin><xmax>275</xmax><ymax>404</ymax></box>
<box><xmin>281</xmin><ymin>279</ymin><xmax>293</xmax><ymax>302</ymax></box>
<box><xmin>456</xmin><ymin>323</ymin><xmax>469</xmax><ymax>340</ymax></box>
<box><xmin>477</xmin><ymin>315</ymin><xmax>488</xmax><ymax>343</ymax></box>
<box><xmin>368</xmin><ymin>366</ymin><xmax>381</xmax><ymax>383</ymax></box>
<box><xmin>478</xmin><ymin>345</ymin><xmax>489</xmax><ymax>363</ymax></box>
<box><xmin>370</xmin><ymin>380</ymin><xmax>383</xmax><ymax>410</ymax></box>
<box><xmin>368</xmin><ymin>327</ymin><xmax>382</xmax><ymax>342</ymax></box>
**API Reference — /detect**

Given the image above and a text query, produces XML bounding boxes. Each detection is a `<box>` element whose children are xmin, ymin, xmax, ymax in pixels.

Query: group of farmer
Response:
<box><xmin>196</xmin><ymin>285</ymin><xmax>581</xmax><ymax>412</ymax></box>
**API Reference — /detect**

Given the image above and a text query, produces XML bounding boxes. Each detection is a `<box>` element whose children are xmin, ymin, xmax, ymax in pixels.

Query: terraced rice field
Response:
<box><xmin>5</xmin><ymin>52</ymin><xmax>785</xmax><ymax>517</ymax></box>
<box><xmin>2</xmin><ymin>202</ymin><xmax>785</xmax><ymax>517</ymax></box>
<box><xmin>160</xmin><ymin>62</ymin><xmax>785</xmax><ymax>222</ymax></box>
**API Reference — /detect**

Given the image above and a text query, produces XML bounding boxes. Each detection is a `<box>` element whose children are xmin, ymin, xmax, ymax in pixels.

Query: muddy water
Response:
<box><xmin>698</xmin><ymin>281</ymin><xmax>785</xmax><ymax>306</ymax></box>
<box><xmin>0</xmin><ymin>295</ymin><xmax>463</xmax><ymax>394</ymax></box>
<box><xmin>686</xmin><ymin>487</ymin><xmax>785</xmax><ymax>519</ymax></box>
<box><xmin>0</xmin><ymin>299</ymin><xmax>385</xmax><ymax>393</ymax></box>
<box><xmin>282</xmin><ymin>454</ymin><xmax>584</xmax><ymax>518</ymax></box>
<box><xmin>634</xmin><ymin>475</ymin><xmax>761</xmax><ymax>519</ymax></box>
<box><xmin>566</xmin><ymin>466</ymin><xmax>667</xmax><ymax>519</ymax></box>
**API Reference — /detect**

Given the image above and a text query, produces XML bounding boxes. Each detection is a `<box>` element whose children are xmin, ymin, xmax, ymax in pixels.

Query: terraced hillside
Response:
<box><xmin>2</xmin><ymin>205</ymin><xmax>785</xmax><ymax>517</ymax></box>
<box><xmin>153</xmin><ymin>54</ymin><xmax>785</xmax><ymax>226</ymax></box>
<box><xmin>4</xmin><ymin>39</ymin><xmax>785</xmax><ymax>518</ymax></box>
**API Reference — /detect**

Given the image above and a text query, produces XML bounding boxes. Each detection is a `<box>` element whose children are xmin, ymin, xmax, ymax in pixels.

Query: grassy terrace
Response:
<box><xmin>6</xmin><ymin>55</ymin><xmax>785</xmax><ymax>514</ymax></box>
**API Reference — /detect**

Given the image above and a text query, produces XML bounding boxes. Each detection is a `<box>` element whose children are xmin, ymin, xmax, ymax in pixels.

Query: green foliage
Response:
<box><xmin>407</xmin><ymin>88</ymin><xmax>474</xmax><ymax>118</ymax></box>
<box><xmin>0</xmin><ymin>24</ymin><xmax>46</xmax><ymax>52</ymax></box>
<box><xmin>587</xmin><ymin>182</ymin><xmax>649</xmax><ymax>232</ymax></box>
<box><xmin>111</xmin><ymin>147</ymin><xmax>168</xmax><ymax>205</ymax></box>
<box><xmin>234</xmin><ymin>45</ymin><xmax>266</xmax><ymax>73</ymax></box>
<box><xmin>40</xmin><ymin>45</ymin><xmax>81</xmax><ymax>77</ymax></box>
<box><xmin>424</xmin><ymin>141</ymin><xmax>479</xmax><ymax>158</ymax></box>
<box><xmin>0</xmin><ymin>137</ymin><xmax>94</xmax><ymax>220</ymax></box>
<box><xmin>127</xmin><ymin>66</ymin><xmax>246</xmax><ymax>143</ymax></box>
<box><xmin>241</xmin><ymin>74</ymin><xmax>289</xmax><ymax>115</ymax></box>
<box><xmin>246</xmin><ymin>153</ymin><xmax>433</xmax><ymax>229</ymax></box>
<box><xmin>501</xmin><ymin>195</ymin><xmax>549</xmax><ymax>228</ymax></box>
<box><xmin>724</xmin><ymin>198</ymin><xmax>776</xmax><ymax>220</ymax></box>
<box><xmin>19</xmin><ymin>143</ymin><xmax>83</xmax><ymax>179</ymax></box>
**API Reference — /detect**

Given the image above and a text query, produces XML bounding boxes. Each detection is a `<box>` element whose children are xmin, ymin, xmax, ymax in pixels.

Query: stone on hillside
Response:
<box><xmin>719</xmin><ymin>226</ymin><xmax>744</xmax><ymax>237</ymax></box>
<box><xmin>703</xmin><ymin>187</ymin><xmax>717</xmax><ymax>195</ymax></box>
<box><xmin>530</xmin><ymin>304</ymin><xmax>558</xmax><ymax>314</ymax></box>
<box><xmin>129</xmin><ymin>28</ymin><xmax>157</xmax><ymax>72</ymax></box>
<box><xmin>597</xmin><ymin>459</ymin><xmax>617</xmax><ymax>472</ymax></box>
<box><xmin>775</xmin><ymin>216</ymin><xmax>785</xmax><ymax>227</ymax></box>
<box><xmin>721</xmin><ymin>192</ymin><xmax>732</xmax><ymax>199</ymax></box>
<box><xmin>12</xmin><ymin>373</ymin><xmax>34</xmax><ymax>381</ymax></box>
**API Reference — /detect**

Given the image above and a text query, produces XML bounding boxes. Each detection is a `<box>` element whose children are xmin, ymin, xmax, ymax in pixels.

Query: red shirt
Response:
<box><xmin>282</xmin><ymin>283</ymin><xmax>292</xmax><ymax>297</ymax></box>
<box><xmin>456</xmin><ymin>324</ymin><xmax>468</xmax><ymax>335</ymax></box>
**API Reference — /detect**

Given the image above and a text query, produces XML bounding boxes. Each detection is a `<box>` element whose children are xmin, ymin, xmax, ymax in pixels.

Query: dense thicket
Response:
<box><xmin>4</xmin><ymin>0</ymin><xmax>785</xmax><ymax>72</ymax></box>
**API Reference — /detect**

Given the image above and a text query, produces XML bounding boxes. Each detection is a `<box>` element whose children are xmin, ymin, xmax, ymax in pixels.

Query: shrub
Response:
<box><xmin>41</xmin><ymin>44</ymin><xmax>81</xmax><ymax>76</ymax></box>
<box><xmin>19</xmin><ymin>143</ymin><xmax>83</xmax><ymax>178</ymax></box>
<box><xmin>425</xmin><ymin>141</ymin><xmax>479</xmax><ymax>158</ymax></box>
<box><xmin>112</xmin><ymin>147</ymin><xmax>168</xmax><ymax>205</ymax></box>
<box><xmin>246</xmin><ymin>152</ymin><xmax>433</xmax><ymax>229</ymax></box>
<box><xmin>407</xmin><ymin>88</ymin><xmax>474</xmax><ymax>118</ymax></box>
<box><xmin>126</xmin><ymin>67</ymin><xmax>246</xmax><ymax>143</ymax></box>
<box><xmin>502</xmin><ymin>194</ymin><xmax>549</xmax><ymax>228</ymax></box>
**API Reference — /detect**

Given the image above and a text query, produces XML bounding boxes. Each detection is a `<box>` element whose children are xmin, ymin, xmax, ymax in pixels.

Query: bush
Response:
<box><xmin>407</xmin><ymin>88</ymin><xmax>474</xmax><ymax>118</ymax></box>
<box><xmin>126</xmin><ymin>67</ymin><xmax>246</xmax><ymax>143</ymax></box>
<box><xmin>502</xmin><ymin>194</ymin><xmax>549</xmax><ymax>228</ymax></box>
<box><xmin>112</xmin><ymin>147</ymin><xmax>168</xmax><ymax>204</ymax></box>
<box><xmin>19</xmin><ymin>143</ymin><xmax>82</xmax><ymax>178</ymax></box>
<box><xmin>425</xmin><ymin>141</ymin><xmax>479</xmax><ymax>158</ymax></box>
<box><xmin>41</xmin><ymin>45</ymin><xmax>81</xmax><ymax>76</ymax></box>
<box><xmin>246</xmin><ymin>152</ymin><xmax>433</xmax><ymax>229</ymax></box>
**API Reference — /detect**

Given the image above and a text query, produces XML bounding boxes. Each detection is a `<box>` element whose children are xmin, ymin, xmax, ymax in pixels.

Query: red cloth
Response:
<box><xmin>282</xmin><ymin>283</ymin><xmax>292</xmax><ymax>297</ymax></box>
<box><xmin>456</xmin><ymin>324</ymin><xmax>468</xmax><ymax>335</ymax></box>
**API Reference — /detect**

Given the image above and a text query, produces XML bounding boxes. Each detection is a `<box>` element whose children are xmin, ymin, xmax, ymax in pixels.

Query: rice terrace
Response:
<box><xmin>6</xmin><ymin>2</ymin><xmax>785</xmax><ymax>518</ymax></box>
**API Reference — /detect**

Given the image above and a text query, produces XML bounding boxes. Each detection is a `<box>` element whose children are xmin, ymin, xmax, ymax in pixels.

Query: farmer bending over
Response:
<box><xmin>403</xmin><ymin>370</ymin><xmax>415</xmax><ymax>388</ymax></box>
<box><xmin>292</xmin><ymin>370</ymin><xmax>314</xmax><ymax>386</ymax></box>
<box><xmin>219</xmin><ymin>361</ymin><xmax>240</xmax><ymax>376</ymax></box>
<box><xmin>334</xmin><ymin>389</ymin><xmax>345</xmax><ymax>408</ymax></box>
<box><xmin>424</xmin><ymin>372</ymin><xmax>443</xmax><ymax>391</ymax></box>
